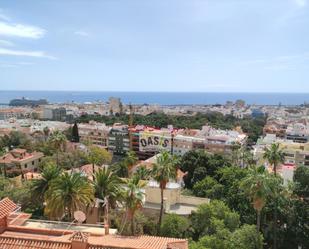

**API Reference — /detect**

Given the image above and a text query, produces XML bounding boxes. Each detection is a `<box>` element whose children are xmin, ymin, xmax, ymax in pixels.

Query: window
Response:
<box><xmin>32</xmin><ymin>161</ymin><xmax>34</xmax><ymax>165</ymax></box>
<box><xmin>24</xmin><ymin>164</ymin><xmax>27</xmax><ymax>168</ymax></box>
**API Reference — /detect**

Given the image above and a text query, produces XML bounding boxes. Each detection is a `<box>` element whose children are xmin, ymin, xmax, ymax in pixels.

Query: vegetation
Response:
<box><xmin>76</xmin><ymin>112</ymin><xmax>266</xmax><ymax>144</ymax></box>
<box><xmin>160</xmin><ymin>214</ymin><xmax>189</xmax><ymax>238</ymax></box>
<box><xmin>44</xmin><ymin>172</ymin><xmax>94</xmax><ymax>220</ymax></box>
<box><xmin>152</xmin><ymin>151</ymin><xmax>179</xmax><ymax>233</ymax></box>
<box><xmin>93</xmin><ymin>167</ymin><xmax>122</xmax><ymax>226</ymax></box>
<box><xmin>0</xmin><ymin>123</ymin><xmax>308</xmax><ymax>249</ymax></box>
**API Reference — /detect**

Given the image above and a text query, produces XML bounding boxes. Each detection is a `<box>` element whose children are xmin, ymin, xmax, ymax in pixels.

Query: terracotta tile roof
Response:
<box><xmin>0</xmin><ymin>198</ymin><xmax>18</xmax><ymax>219</ymax></box>
<box><xmin>88</xmin><ymin>235</ymin><xmax>187</xmax><ymax>249</ymax></box>
<box><xmin>0</xmin><ymin>237</ymin><xmax>71</xmax><ymax>249</ymax></box>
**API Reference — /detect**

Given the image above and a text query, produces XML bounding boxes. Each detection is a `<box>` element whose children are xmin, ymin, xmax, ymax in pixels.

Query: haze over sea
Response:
<box><xmin>0</xmin><ymin>91</ymin><xmax>309</xmax><ymax>106</ymax></box>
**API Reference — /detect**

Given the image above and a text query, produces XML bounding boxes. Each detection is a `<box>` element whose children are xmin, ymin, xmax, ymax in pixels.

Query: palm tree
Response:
<box><xmin>31</xmin><ymin>163</ymin><xmax>61</xmax><ymax>203</ymax></box>
<box><xmin>93</xmin><ymin>168</ymin><xmax>123</xmax><ymax>227</ymax></box>
<box><xmin>112</xmin><ymin>161</ymin><xmax>129</xmax><ymax>178</ymax></box>
<box><xmin>263</xmin><ymin>143</ymin><xmax>284</xmax><ymax>249</ymax></box>
<box><xmin>125</xmin><ymin>151</ymin><xmax>138</xmax><ymax>170</ymax></box>
<box><xmin>49</xmin><ymin>131</ymin><xmax>67</xmax><ymax>167</ymax></box>
<box><xmin>152</xmin><ymin>151</ymin><xmax>178</xmax><ymax>233</ymax></box>
<box><xmin>122</xmin><ymin>175</ymin><xmax>145</xmax><ymax>235</ymax></box>
<box><xmin>263</xmin><ymin>143</ymin><xmax>284</xmax><ymax>175</ymax></box>
<box><xmin>241</xmin><ymin>166</ymin><xmax>273</xmax><ymax>232</ymax></box>
<box><xmin>134</xmin><ymin>165</ymin><xmax>151</xmax><ymax>180</ymax></box>
<box><xmin>45</xmin><ymin>172</ymin><xmax>94</xmax><ymax>220</ymax></box>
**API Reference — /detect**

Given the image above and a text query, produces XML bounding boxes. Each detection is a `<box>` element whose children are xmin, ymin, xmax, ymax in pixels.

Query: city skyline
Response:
<box><xmin>1</xmin><ymin>0</ymin><xmax>309</xmax><ymax>92</ymax></box>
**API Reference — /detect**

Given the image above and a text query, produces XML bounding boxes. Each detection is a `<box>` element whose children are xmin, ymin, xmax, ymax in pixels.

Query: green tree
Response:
<box><xmin>152</xmin><ymin>151</ymin><xmax>178</xmax><ymax>233</ymax></box>
<box><xmin>190</xmin><ymin>200</ymin><xmax>240</xmax><ymax>240</ymax></box>
<box><xmin>93</xmin><ymin>168</ymin><xmax>123</xmax><ymax>227</ymax></box>
<box><xmin>229</xmin><ymin>224</ymin><xmax>264</xmax><ymax>249</ymax></box>
<box><xmin>160</xmin><ymin>214</ymin><xmax>189</xmax><ymax>238</ymax></box>
<box><xmin>192</xmin><ymin>176</ymin><xmax>224</xmax><ymax>199</ymax></box>
<box><xmin>180</xmin><ymin>150</ymin><xmax>230</xmax><ymax>189</ymax></box>
<box><xmin>31</xmin><ymin>163</ymin><xmax>61</xmax><ymax>203</ymax></box>
<box><xmin>71</xmin><ymin>122</ymin><xmax>80</xmax><ymax>143</ymax></box>
<box><xmin>293</xmin><ymin>166</ymin><xmax>309</xmax><ymax>199</ymax></box>
<box><xmin>45</xmin><ymin>172</ymin><xmax>94</xmax><ymax>220</ymax></box>
<box><xmin>87</xmin><ymin>145</ymin><xmax>112</xmax><ymax>178</ymax></box>
<box><xmin>49</xmin><ymin>130</ymin><xmax>67</xmax><ymax>167</ymax></box>
<box><xmin>122</xmin><ymin>175</ymin><xmax>146</xmax><ymax>235</ymax></box>
<box><xmin>263</xmin><ymin>143</ymin><xmax>284</xmax><ymax>249</ymax></box>
<box><xmin>241</xmin><ymin>166</ymin><xmax>273</xmax><ymax>232</ymax></box>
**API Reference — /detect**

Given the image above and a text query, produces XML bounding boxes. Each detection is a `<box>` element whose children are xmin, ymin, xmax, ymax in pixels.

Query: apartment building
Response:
<box><xmin>108</xmin><ymin>123</ymin><xmax>130</xmax><ymax>155</ymax></box>
<box><xmin>78</xmin><ymin>121</ymin><xmax>110</xmax><ymax>147</ymax></box>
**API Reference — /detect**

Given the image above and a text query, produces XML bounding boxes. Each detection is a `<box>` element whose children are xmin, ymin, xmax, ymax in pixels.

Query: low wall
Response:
<box><xmin>179</xmin><ymin>195</ymin><xmax>210</xmax><ymax>206</ymax></box>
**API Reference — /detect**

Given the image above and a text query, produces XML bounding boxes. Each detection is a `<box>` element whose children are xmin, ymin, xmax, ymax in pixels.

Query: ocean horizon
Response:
<box><xmin>0</xmin><ymin>90</ymin><xmax>309</xmax><ymax>106</ymax></box>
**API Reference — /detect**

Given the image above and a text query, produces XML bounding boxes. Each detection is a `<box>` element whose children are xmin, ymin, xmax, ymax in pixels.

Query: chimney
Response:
<box><xmin>0</xmin><ymin>215</ymin><xmax>8</xmax><ymax>234</ymax></box>
<box><xmin>70</xmin><ymin>231</ymin><xmax>89</xmax><ymax>249</ymax></box>
<box><xmin>104</xmin><ymin>224</ymin><xmax>109</xmax><ymax>235</ymax></box>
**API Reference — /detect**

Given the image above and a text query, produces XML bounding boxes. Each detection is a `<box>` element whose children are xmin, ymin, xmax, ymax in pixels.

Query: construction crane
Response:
<box><xmin>129</xmin><ymin>103</ymin><xmax>134</xmax><ymax>151</ymax></box>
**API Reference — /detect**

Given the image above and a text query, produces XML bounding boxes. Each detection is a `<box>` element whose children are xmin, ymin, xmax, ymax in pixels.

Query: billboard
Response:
<box><xmin>139</xmin><ymin>131</ymin><xmax>171</xmax><ymax>152</ymax></box>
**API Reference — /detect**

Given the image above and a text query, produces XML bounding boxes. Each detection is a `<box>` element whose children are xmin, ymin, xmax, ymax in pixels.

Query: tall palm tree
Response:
<box><xmin>49</xmin><ymin>131</ymin><xmax>67</xmax><ymax>167</ymax></box>
<box><xmin>263</xmin><ymin>143</ymin><xmax>285</xmax><ymax>175</ymax></box>
<box><xmin>134</xmin><ymin>165</ymin><xmax>151</xmax><ymax>180</ymax></box>
<box><xmin>31</xmin><ymin>163</ymin><xmax>61</xmax><ymax>203</ymax></box>
<box><xmin>125</xmin><ymin>151</ymin><xmax>138</xmax><ymax>170</ymax></box>
<box><xmin>122</xmin><ymin>175</ymin><xmax>145</xmax><ymax>235</ymax></box>
<box><xmin>93</xmin><ymin>168</ymin><xmax>123</xmax><ymax>227</ymax></box>
<box><xmin>263</xmin><ymin>143</ymin><xmax>284</xmax><ymax>249</ymax></box>
<box><xmin>45</xmin><ymin>172</ymin><xmax>94</xmax><ymax>220</ymax></box>
<box><xmin>152</xmin><ymin>151</ymin><xmax>178</xmax><ymax>233</ymax></box>
<box><xmin>241</xmin><ymin>166</ymin><xmax>273</xmax><ymax>232</ymax></box>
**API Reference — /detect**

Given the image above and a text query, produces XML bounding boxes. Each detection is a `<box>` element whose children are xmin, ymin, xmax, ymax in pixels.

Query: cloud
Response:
<box><xmin>0</xmin><ymin>10</ymin><xmax>10</xmax><ymax>22</ymax></box>
<box><xmin>0</xmin><ymin>21</ymin><xmax>46</xmax><ymax>39</ymax></box>
<box><xmin>0</xmin><ymin>48</ymin><xmax>56</xmax><ymax>59</ymax></box>
<box><xmin>0</xmin><ymin>39</ymin><xmax>14</xmax><ymax>46</ymax></box>
<box><xmin>74</xmin><ymin>30</ymin><xmax>90</xmax><ymax>37</ymax></box>
<box><xmin>294</xmin><ymin>0</ymin><xmax>307</xmax><ymax>7</ymax></box>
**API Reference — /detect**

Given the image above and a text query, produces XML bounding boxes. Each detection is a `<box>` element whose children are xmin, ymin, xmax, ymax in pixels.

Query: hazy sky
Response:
<box><xmin>0</xmin><ymin>0</ymin><xmax>309</xmax><ymax>92</ymax></box>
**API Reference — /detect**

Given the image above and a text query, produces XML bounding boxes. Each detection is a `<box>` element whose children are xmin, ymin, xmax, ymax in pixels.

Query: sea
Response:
<box><xmin>0</xmin><ymin>91</ymin><xmax>309</xmax><ymax>106</ymax></box>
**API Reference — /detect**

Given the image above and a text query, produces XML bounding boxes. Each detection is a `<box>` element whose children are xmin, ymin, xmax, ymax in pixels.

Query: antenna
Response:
<box><xmin>74</xmin><ymin>211</ymin><xmax>86</xmax><ymax>224</ymax></box>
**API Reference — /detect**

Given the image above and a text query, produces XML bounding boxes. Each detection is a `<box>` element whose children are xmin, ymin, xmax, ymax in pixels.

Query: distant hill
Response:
<box><xmin>9</xmin><ymin>97</ymin><xmax>48</xmax><ymax>107</ymax></box>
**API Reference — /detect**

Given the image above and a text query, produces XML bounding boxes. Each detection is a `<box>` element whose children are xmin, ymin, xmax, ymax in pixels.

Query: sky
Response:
<box><xmin>0</xmin><ymin>0</ymin><xmax>309</xmax><ymax>92</ymax></box>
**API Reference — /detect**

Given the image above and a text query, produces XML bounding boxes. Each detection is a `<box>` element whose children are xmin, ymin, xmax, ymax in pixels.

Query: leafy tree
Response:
<box><xmin>190</xmin><ymin>200</ymin><xmax>240</xmax><ymax>240</ymax></box>
<box><xmin>93</xmin><ymin>168</ymin><xmax>123</xmax><ymax>227</ymax></box>
<box><xmin>160</xmin><ymin>214</ymin><xmax>189</xmax><ymax>238</ymax></box>
<box><xmin>71</xmin><ymin>122</ymin><xmax>80</xmax><ymax>143</ymax></box>
<box><xmin>152</xmin><ymin>151</ymin><xmax>178</xmax><ymax>233</ymax></box>
<box><xmin>293</xmin><ymin>166</ymin><xmax>309</xmax><ymax>199</ymax></box>
<box><xmin>241</xmin><ymin>166</ymin><xmax>274</xmax><ymax>232</ymax></box>
<box><xmin>192</xmin><ymin>176</ymin><xmax>224</xmax><ymax>199</ymax></box>
<box><xmin>180</xmin><ymin>150</ymin><xmax>230</xmax><ymax>189</ymax></box>
<box><xmin>216</xmin><ymin>166</ymin><xmax>255</xmax><ymax>225</ymax></box>
<box><xmin>45</xmin><ymin>172</ymin><xmax>94</xmax><ymax>220</ymax></box>
<box><xmin>87</xmin><ymin>145</ymin><xmax>112</xmax><ymax>178</ymax></box>
<box><xmin>229</xmin><ymin>224</ymin><xmax>263</xmax><ymax>249</ymax></box>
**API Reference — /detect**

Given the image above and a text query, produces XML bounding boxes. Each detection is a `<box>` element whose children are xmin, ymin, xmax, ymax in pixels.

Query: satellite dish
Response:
<box><xmin>74</xmin><ymin>211</ymin><xmax>86</xmax><ymax>224</ymax></box>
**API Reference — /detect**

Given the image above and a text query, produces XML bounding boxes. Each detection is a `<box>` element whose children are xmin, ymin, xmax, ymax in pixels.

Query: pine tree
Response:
<box><xmin>72</xmin><ymin>122</ymin><xmax>80</xmax><ymax>142</ymax></box>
